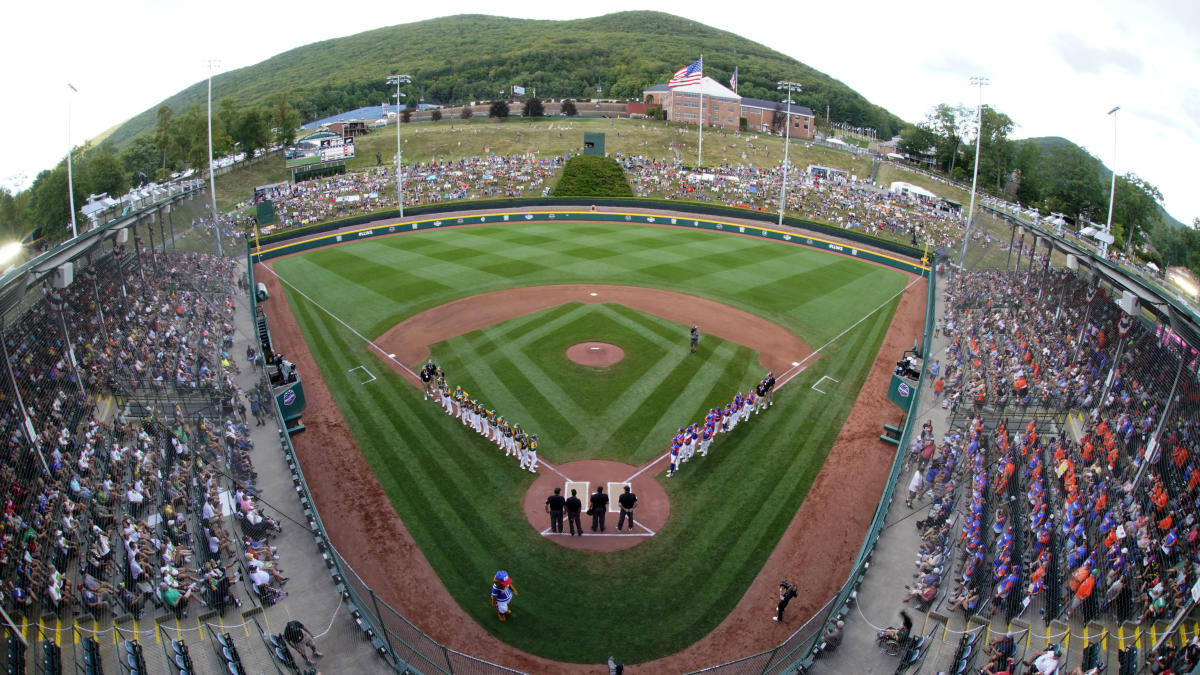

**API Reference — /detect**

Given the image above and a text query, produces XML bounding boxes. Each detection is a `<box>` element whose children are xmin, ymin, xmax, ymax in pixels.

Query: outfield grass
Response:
<box><xmin>275</xmin><ymin>222</ymin><xmax>907</xmax><ymax>662</ymax></box>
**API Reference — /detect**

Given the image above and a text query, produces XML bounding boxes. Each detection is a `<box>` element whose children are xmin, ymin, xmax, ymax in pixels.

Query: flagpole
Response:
<box><xmin>698</xmin><ymin>55</ymin><xmax>704</xmax><ymax>167</ymax></box>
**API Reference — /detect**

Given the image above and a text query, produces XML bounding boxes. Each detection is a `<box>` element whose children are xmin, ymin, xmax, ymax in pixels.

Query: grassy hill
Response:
<box><xmin>1023</xmin><ymin>136</ymin><xmax>1184</xmax><ymax>229</ymax></box>
<box><xmin>103</xmin><ymin>12</ymin><xmax>905</xmax><ymax>150</ymax></box>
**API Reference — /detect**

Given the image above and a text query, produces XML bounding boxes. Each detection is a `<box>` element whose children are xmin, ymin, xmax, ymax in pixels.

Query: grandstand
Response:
<box><xmin>0</xmin><ymin>183</ymin><xmax>383</xmax><ymax>673</ymax></box>
<box><xmin>813</xmin><ymin>210</ymin><xmax>1200</xmax><ymax>674</ymax></box>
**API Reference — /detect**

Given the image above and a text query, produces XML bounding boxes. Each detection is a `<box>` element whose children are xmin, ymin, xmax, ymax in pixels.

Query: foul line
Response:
<box><xmin>260</xmin><ymin>265</ymin><xmax>420</xmax><ymax>379</ymax></box>
<box><xmin>535</xmin><ymin>459</ymin><xmax>572</xmax><ymax>482</ymax></box>
<box><xmin>776</xmin><ymin>276</ymin><xmax>921</xmax><ymax>390</ymax></box>
<box><xmin>623</xmin><ymin>452</ymin><xmax>672</xmax><ymax>484</ymax></box>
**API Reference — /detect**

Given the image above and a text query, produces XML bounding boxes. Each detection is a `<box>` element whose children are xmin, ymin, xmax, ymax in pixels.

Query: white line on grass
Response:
<box><xmin>347</xmin><ymin>365</ymin><xmax>376</xmax><ymax>384</ymax></box>
<box><xmin>811</xmin><ymin>375</ymin><xmax>839</xmax><ymax>394</ymax></box>
<box><xmin>776</xmin><ymin>276</ymin><xmax>921</xmax><ymax>390</ymax></box>
<box><xmin>260</xmin><ymin>266</ymin><xmax>420</xmax><ymax>379</ymax></box>
<box><xmin>623</xmin><ymin>451</ymin><xmax>672</xmax><ymax>483</ymax></box>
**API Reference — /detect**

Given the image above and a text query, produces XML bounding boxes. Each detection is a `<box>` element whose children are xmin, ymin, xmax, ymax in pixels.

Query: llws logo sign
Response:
<box><xmin>897</xmin><ymin>382</ymin><xmax>911</xmax><ymax>399</ymax></box>
<box><xmin>282</xmin><ymin>390</ymin><xmax>297</xmax><ymax>406</ymax></box>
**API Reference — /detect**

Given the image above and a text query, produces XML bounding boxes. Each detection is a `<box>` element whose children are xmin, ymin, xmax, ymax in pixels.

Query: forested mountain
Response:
<box><xmin>102</xmin><ymin>11</ymin><xmax>905</xmax><ymax>149</ymax></box>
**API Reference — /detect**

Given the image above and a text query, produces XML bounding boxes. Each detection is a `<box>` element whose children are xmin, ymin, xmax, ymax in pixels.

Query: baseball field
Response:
<box><xmin>264</xmin><ymin>219</ymin><xmax>915</xmax><ymax>665</ymax></box>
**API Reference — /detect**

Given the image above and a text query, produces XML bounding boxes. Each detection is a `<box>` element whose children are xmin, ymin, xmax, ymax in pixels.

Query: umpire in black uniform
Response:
<box><xmin>617</xmin><ymin>485</ymin><xmax>638</xmax><ymax>531</ymax></box>
<box><xmin>590</xmin><ymin>486</ymin><xmax>610</xmax><ymax>532</ymax></box>
<box><xmin>565</xmin><ymin>489</ymin><xmax>583</xmax><ymax>536</ymax></box>
<box><xmin>545</xmin><ymin>488</ymin><xmax>566</xmax><ymax>534</ymax></box>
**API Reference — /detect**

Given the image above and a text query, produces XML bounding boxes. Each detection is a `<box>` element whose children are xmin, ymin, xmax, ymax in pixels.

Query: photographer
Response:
<box><xmin>773</xmin><ymin>581</ymin><xmax>797</xmax><ymax>622</ymax></box>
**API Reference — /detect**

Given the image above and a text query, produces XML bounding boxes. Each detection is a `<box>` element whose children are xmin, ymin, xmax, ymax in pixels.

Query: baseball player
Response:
<box><xmin>439</xmin><ymin>383</ymin><xmax>454</xmax><ymax>415</ymax></box>
<box><xmin>525</xmin><ymin>434</ymin><xmax>539</xmax><ymax>473</ymax></box>
<box><xmin>518</xmin><ymin>432</ymin><xmax>531</xmax><ymax>470</ymax></box>
<box><xmin>689</xmin><ymin>324</ymin><xmax>700</xmax><ymax>353</ymax></box>
<box><xmin>699</xmin><ymin>421</ymin><xmax>715</xmax><ymax>457</ymax></box>
<box><xmin>763</xmin><ymin>371</ymin><xmax>776</xmax><ymax>407</ymax></box>
<box><xmin>741</xmin><ymin>391</ymin><xmax>755</xmax><ymax>422</ymax></box>
<box><xmin>490</xmin><ymin>570</ymin><xmax>517</xmax><ymax>622</ymax></box>
<box><xmin>667</xmin><ymin>440</ymin><xmax>681</xmax><ymax>478</ymax></box>
<box><xmin>492</xmin><ymin>415</ymin><xmax>506</xmax><ymax>446</ymax></box>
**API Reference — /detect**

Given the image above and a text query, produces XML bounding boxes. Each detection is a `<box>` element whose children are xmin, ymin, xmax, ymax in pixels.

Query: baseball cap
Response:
<box><xmin>495</xmin><ymin>570</ymin><xmax>511</xmax><ymax>586</ymax></box>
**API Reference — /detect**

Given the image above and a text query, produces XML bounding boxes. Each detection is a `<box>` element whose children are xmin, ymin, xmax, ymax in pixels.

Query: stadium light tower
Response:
<box><xmin>1103</xmin><ymin>105</ymin><xmax>1120</xmax><ymax>259</ymax></box>
<box><xmin>777</xmin><ymin>80</ymin><xmax>802</xmax><ymax>227</ymax></box>
<box><xmin>66</xmin><ymin>83</ymin><xmax>78</xmax><ymax>239</ymax></box>
<box><xmin>957</xmin><ymin>76</ymin><xmax>989</xmax><ymax>268</ymax></box>
<box><xmin>204</xmin><ymin>59</ymin><xmax>224</xmax><ymax>257</ymax></box>
<box><xmin>387</xmin><ymin>73</ymin><xmax>412</xmax><ymax>218</ymax></box>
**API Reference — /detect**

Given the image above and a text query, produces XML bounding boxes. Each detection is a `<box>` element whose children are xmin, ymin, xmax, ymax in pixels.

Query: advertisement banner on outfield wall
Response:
<box><xmin>886</xmin><ymin>373</ymin><xmax>914</xmax><ymax>410</ymax></box>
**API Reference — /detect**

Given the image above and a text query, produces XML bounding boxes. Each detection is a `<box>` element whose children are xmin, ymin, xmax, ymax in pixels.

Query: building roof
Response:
<box><xmin>738</xmin><ymin>96</ymin><xmax>815</xmax><ymax>117</ymax></box>
<box><xmin>644</xmin><ymin>76</ymin><xmax>739</xmax><ymax>99</ymax></box>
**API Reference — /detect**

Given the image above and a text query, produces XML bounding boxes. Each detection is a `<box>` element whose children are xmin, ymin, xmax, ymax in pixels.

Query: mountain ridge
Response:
<box><xmin>101</xmin><ymin>11</ymin><xmax>906</xmax><ymax>149</ymax></box>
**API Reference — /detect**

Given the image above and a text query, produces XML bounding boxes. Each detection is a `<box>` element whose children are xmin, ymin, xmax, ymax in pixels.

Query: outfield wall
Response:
<box><xmin>253</xmin><ymin>207</ymin><xmax>930</xmax><ymax>277</ymax></box>
<box><xmin>248</xmin><ymin>203</ymin><xmax>936</xmax><ymax>674</ymax></box>
<box><xmin>255</xmin><ymin>197</ymin><xmax>926</xmax><ymax>261</ymax></box>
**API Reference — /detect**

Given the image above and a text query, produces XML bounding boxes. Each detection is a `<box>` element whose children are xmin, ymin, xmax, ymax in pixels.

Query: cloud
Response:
<box><xmin>1051</xmin><ymin>32</ymin><xmax>1145</xmax><ymax>76</ymax></box>
<box><xmin>919</xmin><ymin>52</ymin><xmax>990</xmax><ymax>79</ymax></box>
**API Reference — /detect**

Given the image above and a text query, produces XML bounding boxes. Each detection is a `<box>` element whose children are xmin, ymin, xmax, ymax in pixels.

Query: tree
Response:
<box><xmin>120</xmin><ymin>136</ymin><xmax>159</xmax><ymax>185</ymax></box>
<box><xmin>214</xmin><ymin>97</ymin><xmax>238</xmax><ymax>155</ymax></box>
<box><xmin>431</xmin><ymin>109</ymin><xmax>442</xmax><ymax>122</ymax></box>
<box><xmin>489</xmin><ymin>100</ymin><xmax>509</xmax><ymax>119</ymax></box>
<box><xmin>1043</xmin><ymin>143</ymin><xmax>1105</xmax><ymax>220</ymax></box>
<box><xmin>0</xmin><ymin>187</ymin><xmax>31</xmax><ymax>240</ymax></box>
<box><xmin>270</xmin><ymin>93</ymin><xmax>301</xmax><ymax>146</ymax></box>
<box><xmin>28</xmin><ymin>164</ymin><xmax>82</xmax><ymax>237</ymax></box>
<box><xmin>975</xmin><ymin>106</ymin><xmax>1015</xmax><ymax>192</ymax></box>
<box><xmin>460</xmin><ymin>105</ymin><xmax>474</xmax><ymax>120</ymax></box>
<box><xmin>770</xmin><ymin>101</ymin><xmax>784</xmax><ymax>134</ymax></box>
<box><xmin>231</xmin><ymin>108</ymin><xmax>270</xmax><ymax>163</ymax></box>
<box><xmin>1112</xmin><ymin>173</ymin><xmax>1163</xmax><ymax>254</ymax></box>
<box><xmin>897</xmin><ymin>125</ymin><xmax>937</xmax><ymax>158</ymax></box>
<box><xmin>522</xmin><ymin>97</ymin><xmax>544</xmax><ymax>117</ymax></box>
<box><xmin>153</xmin><ymin>105</ymin><xmax>175</xmax><ymax>177</ymax></box>
<box><xmin>561</xmin><ymin>99</ymin><xmax>577</xmax><ymax>116</ymax></box>
<box><xmin>84</xmin><ymin>147</ymin><xmax>128</xmax><ymax>198</ymax></box>
<box><xmin>401</xmin><ymin>108</ymin><xmax>412</xmax><ymax>123</ymax></box>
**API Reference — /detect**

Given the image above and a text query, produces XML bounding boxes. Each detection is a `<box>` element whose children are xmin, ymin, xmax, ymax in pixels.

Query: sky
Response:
<box><xmin>4</xmin><ymin>0</ymin><xmax>1198</xmax><ymax>225</ymax></box>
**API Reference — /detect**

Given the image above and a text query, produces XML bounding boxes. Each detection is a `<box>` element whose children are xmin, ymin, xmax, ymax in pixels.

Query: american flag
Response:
<box><xmin>730</xmin><ymin>67</ymin><xmax>738</xmax><ymax>93</ymax></box>
<box><xmin>668</xmin><ymin>57</ymin><xmax>703</xmax><ymax>88</ymax></box>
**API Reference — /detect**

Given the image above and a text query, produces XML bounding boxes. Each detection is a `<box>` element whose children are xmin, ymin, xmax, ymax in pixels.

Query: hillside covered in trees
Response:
<box><xmin>102</xmin><ymin>12</ymin><xmax>904</xmax><ymax>149</ymax></box>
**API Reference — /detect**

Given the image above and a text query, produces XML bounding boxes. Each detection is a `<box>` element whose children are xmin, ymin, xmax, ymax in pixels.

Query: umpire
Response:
<box><xmin>565</xmin><ymin>489</ymin><xmax>583</xmax><ymax>536</ymax></box>
<box><xmin>617</xmin><ymin>485</ymin><xmax>638</xmax><ymax>531</ymax></box>
<box><xmin>590</xmin><ymin>486</ymin><xmax>610</xmax><ymax>532</ymax></box>
<box><xmin>545</xmin><ymin>488</ymin><xmax>566</xmax><ymax>534</ymax></box>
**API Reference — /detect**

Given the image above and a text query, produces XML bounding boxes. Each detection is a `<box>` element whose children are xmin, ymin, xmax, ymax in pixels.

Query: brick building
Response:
<box><xmin>643</xmin><ymin>77</ymin><xmax>816</xmax><ymax>139</ymax></box>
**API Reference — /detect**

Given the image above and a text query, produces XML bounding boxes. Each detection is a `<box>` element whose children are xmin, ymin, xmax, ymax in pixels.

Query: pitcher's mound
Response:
<box><xmin>523</xmin><ymin>460</ymin><xmax>669</xmax><ymax>551</ymax></box>
<box><xmin>566</xmin><ymin>342</ymin><xmax>624</xmax><ymax>367</ymax></box>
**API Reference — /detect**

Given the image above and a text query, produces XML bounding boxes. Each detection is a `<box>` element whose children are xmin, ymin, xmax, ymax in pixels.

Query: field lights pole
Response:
<box><xmin>204</xmin><ymin>59</ymin><xmax>223</xmax><ymax>257</ymax></box>
<box><xmin>957</xmin><ymin>76</ymin><xmax>988</xmax><ymax>269</ymax></box>
<box><xmin>777</xmin><ymin>80</ymin><xmax>801</xmax><ymax>227</ymax></box>
<box><xmin>387</xmin><ymin>74</ymin><xmax>411</xmax><ymax>219</ymax></box>
<box><xmin>1103</xmin><ymin>105</ymin><xmax>1120</xmax><ymax>259</ymax></box>
<box><xmin>66</xmin><ymin>83</ymin><xmax>78</xmax><ymax>239</ymax></box>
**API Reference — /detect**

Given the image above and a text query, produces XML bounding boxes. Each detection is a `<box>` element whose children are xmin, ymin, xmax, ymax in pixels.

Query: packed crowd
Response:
<box><xmin>618</xmin><ymin>155</ymin><xmax>965</xmax><ymax>249</ymax></box>
<box><xmin>0</xmin><ymin>247</ymin><xmax>291</xmax><ymax>621</ymax></box>
<box><xmin>665</xmin><ymin>371</ymin><xmax>776</xmax><ymax>478</ymax></box>
<box><xmin>420</xmin><ymin>360</ymin><xmax>542</xmax><ymax>473</ymax></box>
<box><xmin>905</xmin><ymin>267</ymin><xmax>1200</xmax><ymax>633</ymax></box>
<box><xmin>243</xmin><ymin>150</ymin><xmax>965</xmax><ymax>251</ymax></box>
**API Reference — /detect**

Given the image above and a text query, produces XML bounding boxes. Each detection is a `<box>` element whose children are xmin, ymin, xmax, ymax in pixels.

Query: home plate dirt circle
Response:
<box><xmin>522</xmin><ymin>460</ymin><xmax>670</xmax><ymax>551</ymax></box>
<box><xmin>565</xmin><ymin>341</ymin><xmax>624</xmax><ymax>367</ymax></box>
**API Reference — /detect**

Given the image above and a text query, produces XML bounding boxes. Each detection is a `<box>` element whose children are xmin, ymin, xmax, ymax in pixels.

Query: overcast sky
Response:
<box><xmin>4</xmin><ymin>0</ymin><xmax>1197</xmax><ymax>225</ymax></box>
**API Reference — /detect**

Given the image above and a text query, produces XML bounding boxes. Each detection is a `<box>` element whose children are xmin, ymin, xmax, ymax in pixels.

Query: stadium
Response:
<box><xmin>2</xmin><ymin>140</ymin><xmax>1198</xmax><ymax>675</ymax></box>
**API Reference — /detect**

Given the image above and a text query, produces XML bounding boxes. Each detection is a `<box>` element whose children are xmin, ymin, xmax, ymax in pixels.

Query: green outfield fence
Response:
<box><xmin>248</xmin><ymin>205</ymin><xmax>936</xmax><ymax>674</ymax></box>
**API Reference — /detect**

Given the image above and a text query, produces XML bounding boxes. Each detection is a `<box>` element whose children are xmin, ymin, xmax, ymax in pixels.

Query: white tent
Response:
<box><xmin>889</xmin><ymin>181</ymin><xmax>937</xmax><ymax>201</ymax></box>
